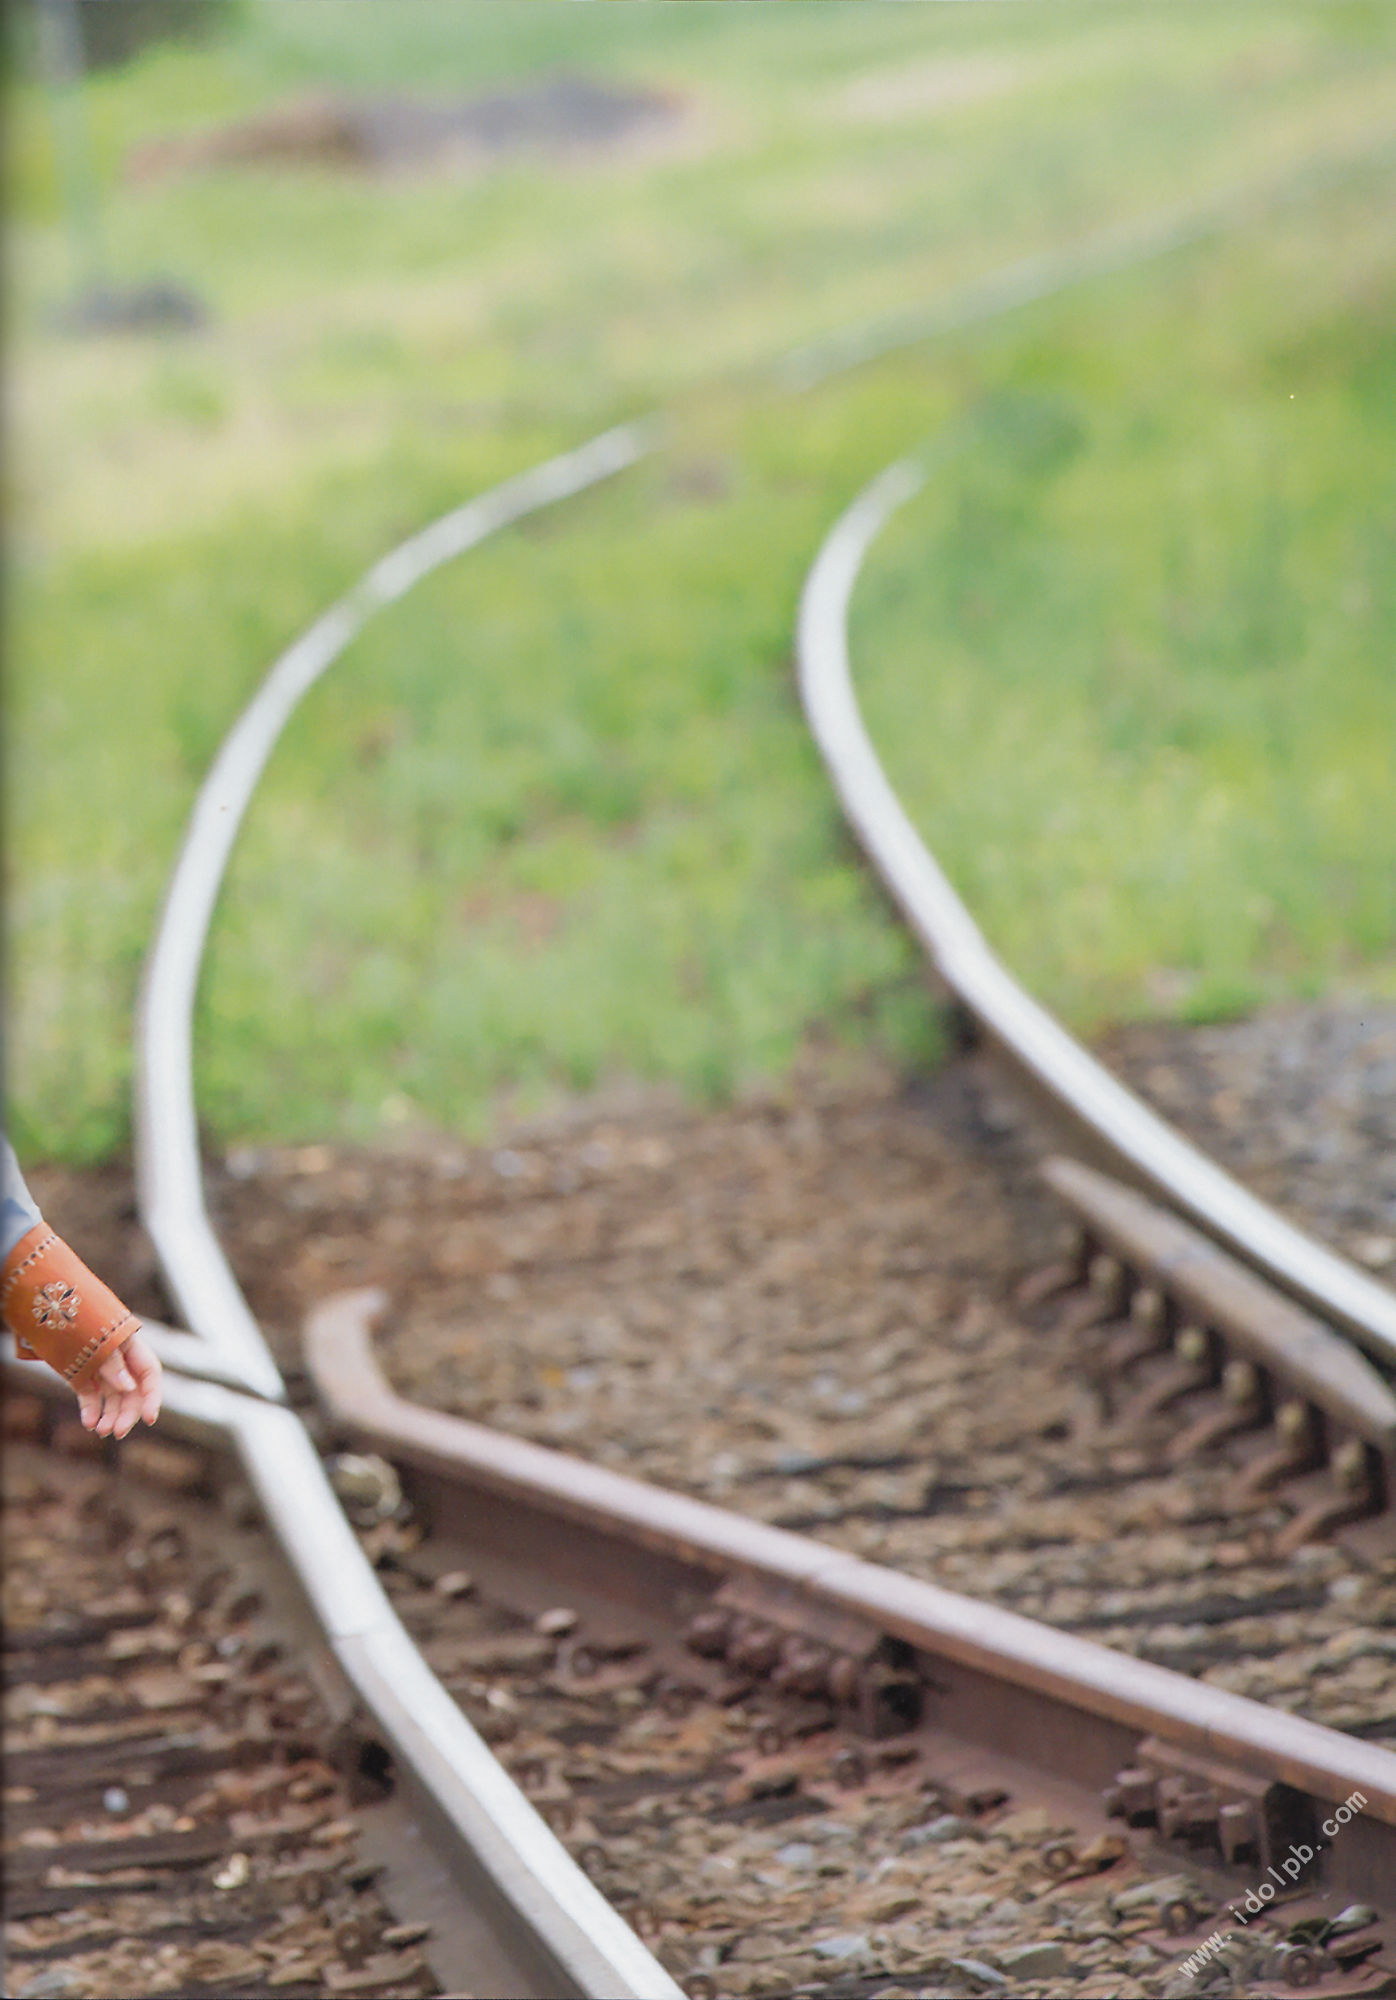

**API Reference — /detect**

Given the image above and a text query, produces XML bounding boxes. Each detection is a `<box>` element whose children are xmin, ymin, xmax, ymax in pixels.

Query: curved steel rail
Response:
<box><xmin>130</xmin><ymin>124</ymin><xmax>1396</xmax><ymax>1394</ymax></box>
<box><xmin>118</xmin><ymin>135</ymin><xmax>1396</xmax><ymax>1992</ymax></box>
<box><xmin>129</xmin><ymin>426</ymin><xmax>678</xmax><ymax>1999</ymax></box>
<box><xmin>135</xmin><ymin>419</ymin><xmax>659</xmax><ymax>1401</ymax></box>
<box><xmin>2</xmin><ymin>1341</ymin><xmax>680</xmax><ymax>2000</ymax></box>
<box><xmin>796</xmin><ymin>461</ymin><xmax>1396</xmax><ymax>1370</ymax></box>
<box><xmin>157</xmin><ymin>1369</ymin><xmax>682</xmax><ymax>2000</ymax></box>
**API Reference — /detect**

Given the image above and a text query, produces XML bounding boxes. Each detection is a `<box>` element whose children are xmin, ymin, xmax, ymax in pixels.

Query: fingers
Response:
<box><xmin>83</xmin><ymin>1361</ymin><xmax>132</xmax><ymax>1434</ymax></box>
<box><xmin>93</xmin><ymin>1384</ymin><xmax>139</xmax><ymax>1440</ymax></box>
<box><xmin>79</xmin><ymin>1337</ymin><xmax>164</xmax><ymax>1440</ymax></box>
<box><xmin>122</xmin><ymin>1334</ymin><xmax>164</xmax><ymax>1427</ymax></box>
<box><xmin>94</xmin><ymin>1351</ymin><xmax>136</xmax><ymax>1436</ymax></box>
<box><xmin>79</xmin><ymin>1383</ymin><xmax>129</xmax><ymax>1437</ymax></box>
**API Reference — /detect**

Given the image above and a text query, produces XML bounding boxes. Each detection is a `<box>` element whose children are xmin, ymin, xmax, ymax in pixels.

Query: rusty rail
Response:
<box><xmin>101</xmin><ymin>145</ymin><xmax>1396</xmax><ymax>1996</ymax></box>
<box><xmin>306</xmin><ymin>1290</ymin><xmax>1396</xmax><ymax>1915</ymax></box>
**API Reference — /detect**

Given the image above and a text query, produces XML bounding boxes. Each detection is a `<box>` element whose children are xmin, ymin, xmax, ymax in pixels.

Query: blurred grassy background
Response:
<box><xmin>854</xmin><ymin>179</ymin><xmax>1396</xmax><ymax>1032</ymax></box>
<box><xmin>6</xmin><ymin>0</ymin><xmax>1395</xmax><ymax>1161</ymax></box>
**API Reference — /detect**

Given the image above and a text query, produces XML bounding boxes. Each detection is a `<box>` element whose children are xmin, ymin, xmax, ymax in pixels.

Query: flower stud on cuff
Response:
<box><xmin>33</xmin><ymin>1279</ymin><xmax>82</xmax><ymax>1330</ymax></box>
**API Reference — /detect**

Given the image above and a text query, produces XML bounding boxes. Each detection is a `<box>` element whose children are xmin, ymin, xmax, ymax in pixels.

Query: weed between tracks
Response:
<box><xmin>7</xmin><ymin>1</ymin><xmax>1396</xmax><ymax>1161</ymax></box>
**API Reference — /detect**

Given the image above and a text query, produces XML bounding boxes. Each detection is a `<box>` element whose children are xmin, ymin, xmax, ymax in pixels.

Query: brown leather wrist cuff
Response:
<box><xmin>1</xmin><ymin>1223</ymin><xmax>140</xmax><ymax>1390</ymax></box>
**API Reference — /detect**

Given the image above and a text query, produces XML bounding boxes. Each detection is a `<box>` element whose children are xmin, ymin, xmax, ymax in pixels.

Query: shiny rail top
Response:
<box><xmin>796</xmin><ymin>460</ymin><xmax>1396</xmax><ymax>1370</ymax></box>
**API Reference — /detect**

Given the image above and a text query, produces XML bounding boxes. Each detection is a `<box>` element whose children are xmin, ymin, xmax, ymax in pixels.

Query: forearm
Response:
<box><xmin>2</xmin><ymin>1137</ymin><xmax>43</xmax><ymax>1259</ymax></box>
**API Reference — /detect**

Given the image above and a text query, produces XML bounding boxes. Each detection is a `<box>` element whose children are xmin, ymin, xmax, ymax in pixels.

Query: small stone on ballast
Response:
<box><xmin>535</xmin><ymin>1607</ymin><xmax>579</xmax><ymax>1637</ymax></box>
<box><xmin>433</xmin><ymin>1570</ymin><xmax>474</xmax><ymax>1598</ymax></box>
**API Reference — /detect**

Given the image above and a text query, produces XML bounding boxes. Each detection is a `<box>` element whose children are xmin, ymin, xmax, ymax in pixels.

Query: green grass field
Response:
<box><xmin>852</xmin><ymin>182</ymin><xmax>1396</xmax><ymax>1032</ymax></box>
<box><xmin>7</xmin><ymin>0</ymin><xmax>1396</xmax><ymax>1160</ymax></box>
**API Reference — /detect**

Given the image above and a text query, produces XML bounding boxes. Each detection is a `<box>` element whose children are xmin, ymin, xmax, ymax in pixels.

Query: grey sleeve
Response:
<box><xmin>2</xmin><ymin>1137</ymin><xmax>44</xmax><ymax>1261</ymax></box>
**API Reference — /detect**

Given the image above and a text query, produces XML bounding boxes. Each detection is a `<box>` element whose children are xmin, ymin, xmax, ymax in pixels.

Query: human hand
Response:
<box><xmin>77</xmin><ymin>1330</ymin><xmax>163</xmax><ymax>1439</ymax></box>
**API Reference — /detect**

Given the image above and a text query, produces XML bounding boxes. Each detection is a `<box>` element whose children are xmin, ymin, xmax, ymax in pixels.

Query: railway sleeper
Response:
<box><xmin>1035</xmin><ymin>1157</ymin><xmax>1396</xmax><ymax>1542</ymax></box>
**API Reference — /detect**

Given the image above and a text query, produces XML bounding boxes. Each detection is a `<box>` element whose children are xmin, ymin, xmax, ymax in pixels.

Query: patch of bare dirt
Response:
<box><xmin>26</xmin><ymin>1049</ymin><xmax>1057</xmax><ymax>1416</ymax></box>
<box><xmin>127</xmin><ymin>74</ymin><xmax>686</xmax><ymax>181</ymax></box>
<box><xmin>24</xmin><ymin>1024</ymin><xmax>1396</xmax><ymax>1745</ymax></box>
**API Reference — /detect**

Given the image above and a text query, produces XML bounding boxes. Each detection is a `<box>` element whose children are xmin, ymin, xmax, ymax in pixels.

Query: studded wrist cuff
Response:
<box><xmin>1</xmin><ymin>1223</ymin><xmax>140</xmax><ymax>1389</ymax></box>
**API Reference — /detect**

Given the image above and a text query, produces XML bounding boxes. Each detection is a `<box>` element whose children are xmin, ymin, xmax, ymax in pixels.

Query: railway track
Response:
<box><xmin>2</xmin><ymin>1413</ymin><xmax>440</xmax><ymax>2000</ymax></box>
<box><xmin>299</xmin><ymin>1291</ymin><xmax>1396</xmax><ymax>1995</ymax></box>
<box><xmin>9</xmin><ymin>149</ymin><xmax>1396</xmax><ymax>2000</ymax></box>
<box><xmin>2</xmin><ymin>1353</ymin><xmax>682</xmax><ymax>2000</ymax></box>
<box><xmin>796</xmin><ymin>461</ymin><xmax>1396</xmax><ymax>1548</ymax></box>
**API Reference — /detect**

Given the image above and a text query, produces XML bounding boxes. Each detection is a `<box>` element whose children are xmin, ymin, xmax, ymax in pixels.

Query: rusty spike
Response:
<box><xmin>1167</xmin><ymin>1356</ymin><xmax>1269</xmax><ymax>1463</ymax></box>
<box><xmin>770</xmin><ymin>1634</ymin><xmax>808</xmax><ymax>1693</ymax></box>
<box><xmin>1016</xmin><ymin>1224</ymin><xmax>1090</xmax><ymax>1308</ymax></box>
<box><xmin>1218</xmin><ymin>1798</ymin><xmax>1261</xmax><ymax>1864</ymax></box>
<box><xmin>827</xmin><ymin>1654</ymin><xmax>860</xmax><ymax>1706</ymax></box>
<box><xmin>1274</xmin><ymin>1439</ymin><xmax>1382</xmax><ymax>1555</ymax></box>
<box><xmin>685</xmin><ymin>1608</ymin><xmax>732</xmax><ymax>1658</ymax></box>
<box><xmin>1103</xmin><ymin>1766</ymin><xmax>1157</xmax><ymax>1824</ymax></box>
<box><xmin>831</xmin><ymin>1745</ymin><xmax>866</xmax><ymax>1788</ymax></box>
<box><xmin>853</xmin><ymin>1661</ymin><xmax>922</xmax><ymax>1739</ymax></box>
<box><xmin>1156</xmin><ymin>1772</ymin><xmax>1218</xmax><ymax>1839</ymax></box>
<box><xmin>792</xmin><ymin>1642</ymin><xmax>835</xmax><ymax>1699</ymax></box>
<box><xmin>1123</xmin><ymin>1323</ymin><xmax>1217</xmax><ymax>1423</ymax></box>
<box><xmin>772</xmin><ymin>1637</ymin><xmax>833</xmax><ymax>1699</ymax></box>
<box><xmin>1102</xmin><ymin>1285</ymin><xmax>1171</xmax><ymax>1372</ymax></box>
<box><xmin>1059</xmin><ymin>1253</ymin><xmax>1130</xmax><ymax>1335</ymax></box>
<box><xmin>729</xmin><ymin>1619</ymin><xmax>782</xmax><ymax>1676</ymax></box>
<box><xmin>1233</xmin><ymin>1398</ymin><xmax>1323</xmax><ymax>1500</ymax></box>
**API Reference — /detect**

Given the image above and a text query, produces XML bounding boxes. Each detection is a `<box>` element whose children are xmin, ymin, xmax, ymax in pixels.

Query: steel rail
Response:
<box><xmin>111</xmin><ymin>129</ymin><xmax>1395</xmax><ymax>1995</ymax></box>
<box><xmin>1041</xmin><ymin>1156</ymin><xmax>1396</xmax><ymax>1457</ymax></box>
<box><xmin>129</xmin><ymin>124</ymin><xmax>1396</xmax><ymax>1397</ymax></box>
<box><xmin>305</xmin><ymin>1292</ymin><xmax>1396</xmax><ymax>1899</ymax></box>
<box><xmin>2</xmin><ymin>1339</ymin><xmax>683</xmax><ymax>2000</ymax></box>
<box><xmin>126</xmin><ymin>425</ymin><xmax>683</xmax><ymax>1998</ymax></box>
<box><xmin>796</xmin><ymin>462</ymin><xmax>1396</xmax><ymax>1370</ymax></box>
<box><xmin>134</xmin><ymin>419</ymin><xmax>659</xmax><ymax>1401</ymax></box>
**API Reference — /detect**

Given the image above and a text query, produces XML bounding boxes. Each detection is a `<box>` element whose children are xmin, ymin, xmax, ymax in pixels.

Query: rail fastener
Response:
<box><xmin>304</xmin><ymin>1288</ymin><xmax>1396</xmax><ymax>1912</ymax></box>
<box><xmin>1038</xmin><ymin>1156</ymin><xmax>1396</xmax><ymax>1547</ymax></box>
